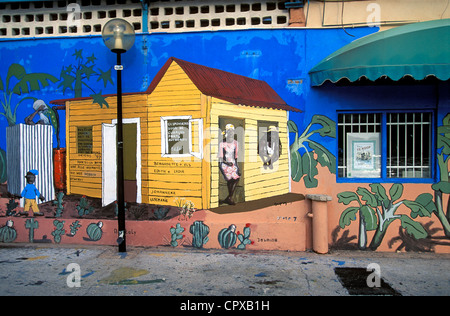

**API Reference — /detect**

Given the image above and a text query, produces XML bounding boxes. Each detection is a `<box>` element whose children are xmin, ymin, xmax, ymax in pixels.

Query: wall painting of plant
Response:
<box><xmin>0</xmin><ymin>63</ymin><xmax>58</xmax><ymax>126</ymax></box>
<box><xmin>337</xmin><ymin>183</ymin><xmax>432</xmax><ymax>250</ymax></box>
<box><xmin>430</xmin><ymin>113</ymin><xmax>450</xmax><ymax>237</ymax></box>
<box><xmin>58</xmin><ymin>49</ymin><xmax>113</xmax><ymax>108</ymax></box>
<box><xmin>288</xmin><ymin>115</ymin><xmax>336</xmax><ymax>188</ymax></box>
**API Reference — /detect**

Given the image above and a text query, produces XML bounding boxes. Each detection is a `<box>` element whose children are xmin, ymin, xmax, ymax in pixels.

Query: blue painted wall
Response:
<box><xmin>0</xmin><ymin>27</ymin><xmax>377</xmax><ymax>153</ymax></box>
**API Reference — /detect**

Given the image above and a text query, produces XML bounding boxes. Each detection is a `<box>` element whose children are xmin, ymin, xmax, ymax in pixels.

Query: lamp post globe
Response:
<box><xmin>101</xmin><ymin>18</ymin><xmax>135</xmax><ymax>53</ymax></box>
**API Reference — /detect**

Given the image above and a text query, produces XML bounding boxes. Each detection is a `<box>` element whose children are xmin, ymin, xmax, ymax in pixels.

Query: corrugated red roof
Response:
<box><xmin>147</xmin><ymin>57</ymin><xmax>301</xmax><ymax>112</ymax></box>
<box><xmin>51</xmin><ymin>57</ymin><xmax>301</xmax><ymax>112</ymax></box>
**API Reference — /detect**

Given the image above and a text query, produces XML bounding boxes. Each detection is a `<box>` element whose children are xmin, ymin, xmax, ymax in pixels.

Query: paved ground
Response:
<box><xmin>0</xmin><ymin>243</ymin><xmax>449</xmax><ymax>299</ymax></box>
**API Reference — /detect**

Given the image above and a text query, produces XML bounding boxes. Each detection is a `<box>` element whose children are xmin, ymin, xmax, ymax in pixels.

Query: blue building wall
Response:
<box><xmin>0</xmin><ymin>27</ymin><xmax>377</xmax><ymax>152</ymax></box>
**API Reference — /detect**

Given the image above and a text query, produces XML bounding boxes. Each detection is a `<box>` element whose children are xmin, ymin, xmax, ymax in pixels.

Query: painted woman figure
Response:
<box><xmin>219</xmin><ymin>124</ymin><xmax>240</xmax><ymax>205</ymax></box>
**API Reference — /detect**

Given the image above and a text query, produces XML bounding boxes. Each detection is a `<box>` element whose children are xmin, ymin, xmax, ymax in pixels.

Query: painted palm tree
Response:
<box><xmin>0</xmin><ymin>63</ymin><xmax>58</xmax><ymax>126</ymax></box>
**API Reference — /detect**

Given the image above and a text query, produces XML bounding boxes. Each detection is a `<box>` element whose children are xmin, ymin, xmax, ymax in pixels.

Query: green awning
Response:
<box><xmin>309</xmin><ymin>19</ymin><xmax>450</xmax><ymax>86</ymax></box>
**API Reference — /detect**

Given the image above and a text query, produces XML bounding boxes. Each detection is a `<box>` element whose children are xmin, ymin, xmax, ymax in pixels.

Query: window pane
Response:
<box><xmin>338</xmin><ymin>113</ymin><xmax>381</xmax><ymax>178</ymax></box>
<box><xmin>387</xmin><ymin>112</ymin><xmax>431</xmax><ymax>178</ymax></box>
<box><xmin>166</xmin><ymin>118</ymin><xmax>190</xmax><ymax>155</ymax></box>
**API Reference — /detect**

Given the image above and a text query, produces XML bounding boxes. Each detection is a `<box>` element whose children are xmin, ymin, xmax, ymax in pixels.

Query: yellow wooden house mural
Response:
<box><xmin>51</xmin><ymin>57</ymin><xmax>300</xmax><ymax>210</ymax></box>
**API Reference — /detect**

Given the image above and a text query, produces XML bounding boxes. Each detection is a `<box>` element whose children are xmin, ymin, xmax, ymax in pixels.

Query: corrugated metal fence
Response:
<box><xmin>6</xmin><ymin>124</ymin><xmax>55</xmax><ymax>207</ymax></box>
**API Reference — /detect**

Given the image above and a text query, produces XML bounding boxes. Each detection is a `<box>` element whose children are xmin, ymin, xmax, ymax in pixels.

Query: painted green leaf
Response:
<box><xmin>389</xmin><ymin>183</ymin><xmax>403</xmax><ymax>202</ymax></box>
<box><xmin>6</xmin><ymin>64</ymin><xmax>26</xmax><ymax>88</ymax></box>
<box><xmin>243</xmin><ymin>226</ymin><xmax>250</xmax><ymax>239</ymax></box>
<box><xmin>45</xmin><ymin>106</ymin><xmax>58</xmax><ymax>131</ymax></box>
<box><xmin>13</xmin><ymin>73</ymin><xmax>58</xmax><ymax>95</ymax></box>
<box><xmin>437</xmin><ymin>134</ymin><xmax>450</xmax><ymax>155</ymax></box>
<box><xmin>403</xmin><ymin>200</ymin><xmax>432</xmax><ymax>218</ymax></box>
<box><xmin>308</xmin><ymin>140</ymin><xmax>336</xmax><ymax>174</ymax></box>
<box><xmin>437</xmin><ymin>125</ymin><xmax>450</xmax><ymax>135</ymax></box>
<box><xmin>80</xmin><ymin>64</ymin><xmax>96</xmax><ymax>80</ymax></box>
<box><xmin>337</xmin><ymin>191</ymin><xmax>360</xmax><ymax>205</ymax></box>
<box><xmin>310</xmin><ymin>115</ymin><xmax>336</xmax><ymax>138</ymax></box>
<box><xmin>369</xmin><ymin>183</ymin><xmax>389</xmax><ymax>205</ymax></box>
<box><xmin>90</xmin><ymin>91</ymin><xmax>109</xmax><ymax>109</ymax></box>
<box><xmin>97</xmin><ymin>68</ymin><xmax>114</xmax><ymax>88</ymax></box>
<box><xmin>356</xmin><ymin>187</ymin><xmax>377</xmax><ymax>207</ymax></box>
<box><xmin>414</xmin><ymin>193</ymin><xmax>437</xmax><ymax>215</ymax></box>
<box><xmin>86</xmin><ymin>53</ymin><xmax>97</xmax><ymax>64</ymax></box>
<box><xmin>339</xmin><ymin>207</ymin><xmax>359</xmax><ymax>228</ymax></box>
<box><xmin>290</xmin><ymin>150</ymin><xmax>303</xmax><ymax>182</ymax></box>
<box><xmin>431</xmin><ymin>181</ymin><xmax>450</xmax><ymax>194</ymax></box>
<box><xmin>443</xmin><ymin>114</ymin><xmax>450</xmax><ymax>139</ymax></box>
<box><xmin>400</xmin><ymin>215</ymin><xmax>428</xmax><ymax>239</ymax></box>
<box><xmin>359</xmin><ymin>205</ymin><xmax>378</xmax><ymax>231</ymax></box>
<box><xmin>72</xmin><ymin>49</ymin><xmax>83</xmax><ymax>60</ymax></box>
<box><xmin>301</xmin><ymin>151</ymin><xmax>318</xmax><ymax>188</ymax></box>
<box><xmin>287</xmin><ymin>120</ymin><xmax>298</xmax><ymax>134</ymax></box>
<box><xmin>58</xmin><ymin>72</ymin><xmax>76</xmax><ymax>94</ymax></box>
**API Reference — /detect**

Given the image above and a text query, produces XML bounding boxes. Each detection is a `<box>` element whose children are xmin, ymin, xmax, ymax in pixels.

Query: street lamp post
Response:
<box><xmin>101</xmin><ymin>19</ymin><xmax>135</xmax><ymax>253</ymax></box>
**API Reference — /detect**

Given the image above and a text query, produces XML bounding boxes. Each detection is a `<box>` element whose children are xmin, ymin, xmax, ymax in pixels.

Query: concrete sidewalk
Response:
<box><xmin>0</xmin><ymin>243</ymin><xmax>449</xmax><ymax>297</ymax></box>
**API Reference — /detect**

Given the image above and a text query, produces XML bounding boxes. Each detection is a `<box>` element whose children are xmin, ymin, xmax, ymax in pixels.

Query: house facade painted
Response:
<box><xmin>52</xmin><ymin>57</ymin><xmax>299</xmax><ymax>210</ymax></box>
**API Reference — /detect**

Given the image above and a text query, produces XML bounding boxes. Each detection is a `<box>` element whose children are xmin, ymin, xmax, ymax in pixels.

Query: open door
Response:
<box><xmin>102</xmin><ymin>123</ymin><xmax>117</xmax><ymax>206</ymax></box>
<box><xmin>102</xmin><ymin>119</ymin><xmax>142</xmax><ymax>207</ymax></box>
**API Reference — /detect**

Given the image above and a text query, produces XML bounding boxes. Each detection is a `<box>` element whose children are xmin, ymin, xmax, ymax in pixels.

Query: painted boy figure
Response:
<box><xmin>20</xmin><ymin>170</ymin><xmax>45</xmax><ymax>216</ymax></box>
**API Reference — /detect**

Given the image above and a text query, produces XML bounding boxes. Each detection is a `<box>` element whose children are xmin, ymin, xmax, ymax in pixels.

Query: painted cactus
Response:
<box><xmin>0</xmin><ymin>220</ymin><xmax>17</xmax><ymax>243</ymax></box>
<box><xmin>237</xmin><ymin>224</ymin><xmax>252</xmax><ymax>250</ymax></box>
<box><xmin>190</xmin><ymin>221</ymin><xmax>209</xmax><ymax>249</ymax></box>
<box><xmin>25</xmin><ymin>218</ymin><xmax>39</xmax><ymax>242</ymax></box>
<box><xmin>218</xmin><ymin>224</ymin><xmax>237</xmax><ymax>249</ymax></box>
<box><xmin>51</xmin><ymin>220</ymin><xmax>65</xmax><ymax>243</ymax></box>
<box><xmin>170</xmin><ymin>223</ymin><xmax>185</xmax><ymax>247</ymax></box>
<box><xmin>87</xmin><ymin>222</ymin><xmax>103</xmax><ymax>241</ymax></box>
<box><xmin>69</xmin><ymin>220</ymin><xmax>82</xmax><ymax>236</ymax></box>
<box><xmin>77</xmin><ymin>195</ymin><xmax>93</xmax><ymax>217</ymax></box>
<box><xmin>53</xmin><ymin>191</ymin><xmax>65</xmax><ymax>217</ymax></box>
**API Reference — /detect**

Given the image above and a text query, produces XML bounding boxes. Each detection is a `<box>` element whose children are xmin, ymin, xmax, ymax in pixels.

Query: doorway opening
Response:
<box><xmin>102</xmin><ymin>118</ymin><xmax>141</xmax><ymax>206</ymax></box>
<box><xmin>218</xmin><ymin>117</ymin><xmax>245</xmax><ymax>205</ymax></box>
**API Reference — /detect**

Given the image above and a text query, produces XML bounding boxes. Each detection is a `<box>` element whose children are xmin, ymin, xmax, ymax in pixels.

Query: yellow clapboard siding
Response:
<box><xmin>246</xmin><ymin>186</ymin><xmax>289</xmax><ymax>201</ymax></box>
<box><xmin>69</xmin><ymin>184</ymin><xmax>102</xmax><ymax>198</ymax></box>
<box><xmin>143</xmin><ymin>173</ymin><xmax>202</xmax><ymax>183</ymax></box>
<box><xmin>147</xmin><ymin>187</ymin><xmax>203</xmax><ymax>198</ymax></box>
<box><xmin>144</xmin><ymin>180</ymin><xmax>202</xmax><ymax>191</ymax></box>
<box><xmin>211</xmin><ymin>101</ymin><xmax>288</xmax><ymax>121</ymax></box>
<box><xmin>146</xmin><ymin>166</ymin><xmax>202</xmax><ymax>177</ymax></box>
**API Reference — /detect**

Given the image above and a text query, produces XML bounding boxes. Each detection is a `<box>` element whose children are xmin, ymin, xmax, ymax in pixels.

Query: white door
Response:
<box><xmin>102</xmin><ymin>123</ymin><xmax>117</xmax><ymax>206</ymax></box>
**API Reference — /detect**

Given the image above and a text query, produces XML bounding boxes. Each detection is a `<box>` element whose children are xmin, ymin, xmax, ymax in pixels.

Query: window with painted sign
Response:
<box><xmin>77</xmin><ymin>126</ymin><xmax>93</xmax><ymax>154</ymax></box>
<box><xmin>161</xmin><ymin>116</ymin><xmax>203</xmax><ymax>158</ymax></box>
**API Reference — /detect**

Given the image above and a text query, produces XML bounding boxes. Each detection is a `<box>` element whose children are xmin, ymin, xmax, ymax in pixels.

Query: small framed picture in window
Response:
<box><xmin>347</xmin><ymin>132</ymin><xmax>381</xmax><ymax>178</ymax></box>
